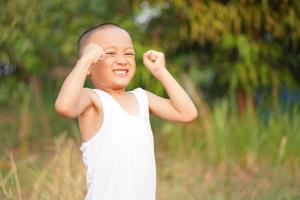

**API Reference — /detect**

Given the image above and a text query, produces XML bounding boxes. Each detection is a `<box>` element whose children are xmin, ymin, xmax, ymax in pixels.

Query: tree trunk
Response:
<box><xmin>236</xmin><ymin>89</ymin><xmax>256</xmax><ymax>117</ymax></box>
<box><xmin>29</xmin><ymin>75</ymin><xmax>52</xmax><ymax>140</ymax></box>
<box><xmin>18</xmin><ymin>93</ymin><xmax>31</xmax><ymax>156</ymax></box>
<box><xmin>181</xmin><ymin>74</ymin><xmax>212</xmax><ymax>133</ymax></box>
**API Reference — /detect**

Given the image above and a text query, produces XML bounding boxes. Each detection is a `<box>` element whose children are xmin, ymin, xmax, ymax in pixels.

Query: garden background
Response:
<box><xmin>1</xmin><ymin>0</ymin><xmax>300</xmax><ymax>199</ymax></box>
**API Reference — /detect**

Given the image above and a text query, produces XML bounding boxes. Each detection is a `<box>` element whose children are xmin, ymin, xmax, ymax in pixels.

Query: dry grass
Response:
<box><xmin>1</xmin><ymin>133</ymin><xmax>300</xmax><ymax>200</ymax></box>
<box><xmin>1</xmin><ymin>133</ymin><xmax>86</xmax><ymax>200</ymax></box>
<box><xmin>156</xmin><ymin>150</ymin><xmax>300</xmax><ymax>200</ymax></box>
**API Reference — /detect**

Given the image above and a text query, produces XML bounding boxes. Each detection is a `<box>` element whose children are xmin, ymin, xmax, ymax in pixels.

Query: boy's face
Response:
<box><xmin>85</xmin><ymin>28</ymin><xmax>136</xmax><ymax>90</ymax></box>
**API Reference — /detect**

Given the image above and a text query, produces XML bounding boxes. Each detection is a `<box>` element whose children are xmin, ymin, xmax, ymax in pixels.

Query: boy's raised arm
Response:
<box><xmin>143</xmin><ymin>50</ymin><xmax>198</xmax><ymax>123</ymax></box>
<box><xmin>54</xmin><ymin>44</ymin><xmax>104</xmax><ymax>118</ymax></box>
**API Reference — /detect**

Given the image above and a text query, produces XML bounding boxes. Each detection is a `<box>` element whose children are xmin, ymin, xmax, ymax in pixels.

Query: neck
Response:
<box><xmin>96</xmin><ymin>85</ymin><xmax>127</xmax><ymax>95</ymax></box>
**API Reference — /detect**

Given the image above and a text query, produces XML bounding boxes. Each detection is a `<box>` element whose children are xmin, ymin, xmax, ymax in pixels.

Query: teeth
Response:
<box><xmin>113</xmin><ymin>70</ymin><xmax>128</xmax><ymax>76</ymax></box>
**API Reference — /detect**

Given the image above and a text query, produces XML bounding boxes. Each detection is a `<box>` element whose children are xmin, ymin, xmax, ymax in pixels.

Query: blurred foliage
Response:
<box><xmin>1</xmin><ymin>1</ymin><xmax>300</xmax><ymax>198</ymax></box>
<box><xmin>0</xmin><ymin>0</ymin><xmax>171</xmax><ymax>102</ymax></box>
<box><xmin>139</xmin><ymin>0</ymin><xmax>300</xmax><ymax>97</ymax></box>
<box><xmin>0</xmin><ymin>0</ymin><xmax>136</xmax><ymax>73</ymax></box>
<box><xmin>1</xmin><ymin>0</ymin><xmax>300</xmax><ymax>103</ymax></box>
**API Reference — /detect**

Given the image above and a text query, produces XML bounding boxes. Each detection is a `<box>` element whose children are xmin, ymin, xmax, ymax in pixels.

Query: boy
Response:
<box><xmin>55</xmin><ymin>23</ymin><xmax>198</xmax><ymax>200</ymax></box>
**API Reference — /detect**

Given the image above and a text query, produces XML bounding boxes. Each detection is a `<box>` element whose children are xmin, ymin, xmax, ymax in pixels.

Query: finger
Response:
<box><xmin>150</xmin><ymin>54</ymin><xmax>156</xmax><ymax>62</ymax></box>
<box><xmin>143</xmin><ymin>51</ymin><xmax>152</xmax><ymax>60</ymax></box>
<box><xmin>90</xmin><ymin>43</ymin><xmax>102</xmax><ymax>49</ymax></box>
<box><xmin>143</xmin><ymin>54</ymin><xmax>153</xmax><ymax>67</ymax></box>
<box><xmin>143</xmin><ymin>52</ymin><xmax>149</xmax><ymax>62</ymax></box>
<box><xmin>143</xmin><ymin>59</ymin><xmax>153</xmax><ymax>68</ymax></box>
<box><xmin>99</xmin><ymin>52</ymin><xmax>105</xmax><ymax>60</ymax></box>
<box><xmin>144</xmin><ymin>50</ymin><xmax>156</xmax><ymax>56</ymax></box>
<box><xmin>144</xmin><ymin>50</ymin><xmax>159</xmax><ymax>62</ymax></box>
<box><xmin>143</xmin><ymin>51</ymin><xmax>152</xmax><ymax>61</ymax></box>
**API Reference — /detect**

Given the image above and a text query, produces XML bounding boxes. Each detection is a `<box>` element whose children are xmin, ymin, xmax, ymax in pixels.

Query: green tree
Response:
<box><xmin>137</xmin><ymin>0</ymin><xmax>300</xmax><ymax>110</ymax></box>
<box><xmin>0</xmin><ymin>0</ymin><xmax>141</xmax><ymax>140</ymax></box>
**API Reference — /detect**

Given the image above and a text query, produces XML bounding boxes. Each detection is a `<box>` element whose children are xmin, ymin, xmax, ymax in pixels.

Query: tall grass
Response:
<box><xmin>1</xmin><ymin>97</ymin><xmax>300</xmax><ymax>199</ymax></box>
<box><xmin>156</xmin><ymin>98</ymin><xmax>300</xmax><ymax>167</ymax></box>
<box><xmin>1</xmin><ymin>133</ymin><xmax>86</xmax><ymax>200</ymax></box>
<box><xmin>208</xmin><ymin>99</ymin><xmax>300</xmax><ymax>165</ymax></box>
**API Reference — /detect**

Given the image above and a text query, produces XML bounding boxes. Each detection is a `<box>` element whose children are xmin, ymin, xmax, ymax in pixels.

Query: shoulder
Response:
<box><xmin>82</xmin><ymin>87</ymin><xmax>102</xmax><ymax>111</ymax></box>
<box><xmin>132</xmin><ymin>87</ymin><xmax>150</xmax><ymax>99</ymax></box>
<box><xmin>82</xmin><ymin>87</ymin><xmax>97</xmax><ymax>100</ymax></box>
<box><xmin>133</xmin><ymin>87</ymin><xmax>162</xmax><ymax>100</ymax></box>
<box><xmin>140</xmin><ymin>89</ymin><xmax>170</xmax><ymax>110</ymax></box>
<box><xmin>138</xmin><ymin>88</ymin><xmax>156</xmax><ymax>100</ymax></box>
<box><xmin>132</xmin><ymin>87</ymin><xmax>149</xmax><ymax>94</ymax></box>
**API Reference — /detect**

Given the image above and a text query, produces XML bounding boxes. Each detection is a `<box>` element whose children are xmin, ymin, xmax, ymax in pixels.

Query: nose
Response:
<box><xmin>115</xmin><ymin>54</ymin><xmax>128</xmax><ymax>65</ymax></box>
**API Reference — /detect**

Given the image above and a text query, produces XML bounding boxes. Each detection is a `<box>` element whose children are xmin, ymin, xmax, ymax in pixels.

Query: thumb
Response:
<box><xmin>143</xmin><ymin>52</ymin><xmax>152</xmax><ymax>66</ymax></box>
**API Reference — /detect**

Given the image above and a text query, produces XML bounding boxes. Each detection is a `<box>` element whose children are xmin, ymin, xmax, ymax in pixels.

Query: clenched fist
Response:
<box><xmin>80</xmin><ymin>43</ymin><xmax>105</xmax><ymax>76</ymax></box>
<box><xmin>143</xmin><ymin>50</ymin><xmax>166</xmax><ymax>78</ymax></box>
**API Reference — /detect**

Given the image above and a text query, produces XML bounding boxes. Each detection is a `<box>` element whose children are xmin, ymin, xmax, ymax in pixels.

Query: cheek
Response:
<box><xmin>129</xmin><ymin>60</ymin><xmax>136</xmax><ymax>73</ymax></box>
<box><xmin>129</xmin><ymin>58</ymin><xmax>136</xmax><ymax>67</ymax></box>
<box><xmin>130</xmin><ymin>65</ymin><xmax>136</xmax><ymax>79</ymax></box>
<box><xmin>91</xmin><ymin>63</ymin><xmax>109</xmax><ymax>78</ymax></box>
<box><xmin>95</xmin><ymin>59</ymin><xmax>112</xmax><ymax>70</ymax></box>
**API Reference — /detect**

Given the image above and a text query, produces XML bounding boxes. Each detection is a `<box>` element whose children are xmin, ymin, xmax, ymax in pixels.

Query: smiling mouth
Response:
<box><xmin>113</xmin><ymin>69</ymin><xmax>129</xmax><ymax>77</ymax></box>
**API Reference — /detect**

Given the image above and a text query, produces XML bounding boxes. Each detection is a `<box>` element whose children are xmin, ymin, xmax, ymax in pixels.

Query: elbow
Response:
<box><xmin>182</xmin><ymin>108</ymin><xmax>198</xmax><ymax>123</ymax></box>
<box><xmin>54</xmin><ymin>100</ymin><xmax>75</xmax><ymax>118</ymax></box>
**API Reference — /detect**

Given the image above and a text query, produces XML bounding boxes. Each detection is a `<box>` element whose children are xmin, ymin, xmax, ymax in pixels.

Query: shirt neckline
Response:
<box><xmin>95</xmin><ymin>88</ymin><xmax>142</xmax><ymax>120</ymax></box>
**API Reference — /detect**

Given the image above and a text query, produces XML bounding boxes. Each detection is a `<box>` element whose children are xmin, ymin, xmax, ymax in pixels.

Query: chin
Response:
<box><xmin>113</xmin><ymin>80</ymin><xmax>131</xmax><ymax>89</ymax></box>
<box><xmin>115</xmin><ymin>73</ymin><xmax>134</xmax><ymax>86</ymax></box>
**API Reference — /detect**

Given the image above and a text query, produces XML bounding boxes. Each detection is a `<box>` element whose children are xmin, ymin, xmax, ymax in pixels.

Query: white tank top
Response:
<box><xmin>79</xmin><ymin>87</ymin><xmax>156</xmax><ymax>200</ymax></box>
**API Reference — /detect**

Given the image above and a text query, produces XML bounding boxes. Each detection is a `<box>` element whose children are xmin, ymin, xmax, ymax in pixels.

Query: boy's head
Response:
<box><xmin>78</xmin><ymin>23</ymin><xmax>136</xmax><ymax>90</ymax></box>
<box><xmin>77</xmin><ymin>23</ymin><xmax>126</xmax><ymax>57</ymax></box>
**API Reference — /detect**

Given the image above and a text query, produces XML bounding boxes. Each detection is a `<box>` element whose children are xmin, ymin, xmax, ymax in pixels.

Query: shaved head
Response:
<box><xmin>77</xmin><ymin>23</ymin><xmax>129</xmax><ymax>57</ymax></box>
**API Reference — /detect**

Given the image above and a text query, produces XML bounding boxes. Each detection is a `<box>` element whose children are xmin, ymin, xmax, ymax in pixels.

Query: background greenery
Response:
<box><xmin>1</xmin><ymin>0</ymin><xmax>300</xmax><ymax>199</ymax></box>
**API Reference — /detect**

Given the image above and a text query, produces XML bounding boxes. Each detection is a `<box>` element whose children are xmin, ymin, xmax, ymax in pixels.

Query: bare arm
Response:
<box><xmin>143</xmin><ymin>50</ymin><xmax>198</xmax><ymax>122</ymax></box>
<box><xmin>54</xmin><ymin>44</ymin><xmax>103</xmax><ymax>118</ymax></box>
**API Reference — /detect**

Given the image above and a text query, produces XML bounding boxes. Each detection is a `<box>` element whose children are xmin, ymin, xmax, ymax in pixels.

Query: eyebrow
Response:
<box><xmin>104</xmin><ymin>46</ymin><xmax>134</xmax><ymax>51</ymax></box>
